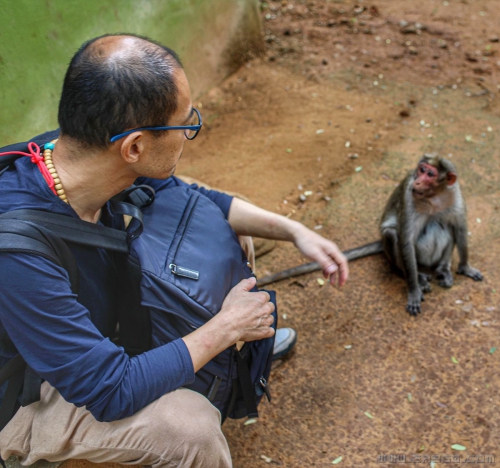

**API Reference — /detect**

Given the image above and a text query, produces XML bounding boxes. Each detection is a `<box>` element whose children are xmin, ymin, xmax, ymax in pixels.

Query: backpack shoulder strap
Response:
<box><xmin>0</xmin><ymin>209</ymin><xmax>130</xmax><ymax>252</ymax></box>
<box><xmin>0</xmin><ymin>218</ymin><xmax>79</xmax><ymax>291</ymax></box>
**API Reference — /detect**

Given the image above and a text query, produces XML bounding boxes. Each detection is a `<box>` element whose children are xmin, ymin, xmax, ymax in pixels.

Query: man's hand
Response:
<box><xmin>291</xmin><ymin>224</ymin><xmax>349</xmax><ymax>287</ymax></box>
<box><xmin>218</xmin><ymin>277</ymin><xmax>275</xmax><ymax>343</ymax></box>
<box><xmin>182</xmin><ymin>277</ymin><xmax>274</xmax><ymax>372</ymax></box>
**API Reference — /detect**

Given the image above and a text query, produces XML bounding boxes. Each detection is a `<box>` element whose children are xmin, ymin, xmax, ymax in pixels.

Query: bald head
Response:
<box><xmin>58</xmin><ymin>34</ymin><xmax>183</xmax><ymax>149</ymax></box>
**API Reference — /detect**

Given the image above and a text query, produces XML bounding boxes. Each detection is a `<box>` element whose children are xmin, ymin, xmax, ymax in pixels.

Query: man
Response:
<box><xmin>0</xmin><ymin>34</ymin><xmax>348</xmax><ymax>467</ymax></box>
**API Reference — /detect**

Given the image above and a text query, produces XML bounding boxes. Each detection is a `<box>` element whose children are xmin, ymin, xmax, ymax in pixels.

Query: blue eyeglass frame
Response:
<box><xmin>109</xmin><ymin>108</ymin><xmax>202</xmax><ymax>143</ymax></box>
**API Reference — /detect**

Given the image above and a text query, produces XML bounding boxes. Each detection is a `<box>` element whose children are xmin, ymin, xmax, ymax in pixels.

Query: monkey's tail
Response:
<box><xmin>256</xmin><ymin>240</ymin><xmax>383</xmax><ymax>287</ymax></box>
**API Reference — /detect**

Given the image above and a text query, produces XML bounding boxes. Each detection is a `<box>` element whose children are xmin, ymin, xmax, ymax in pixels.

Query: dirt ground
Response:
<box><xmin>57</xmin><ymin>3</ymin><xmax>498</xmax><ymax>468</ymax></box>
<box><xmin>179</xmin><ymin>0</ymin><xmax>500</xmax><ymax>466</ymax></box>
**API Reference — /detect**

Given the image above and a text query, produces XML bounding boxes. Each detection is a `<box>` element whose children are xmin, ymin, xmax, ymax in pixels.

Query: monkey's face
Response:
<box><xmin>412</xmin><ymin>163</ymin><xmax>439</xmax><ymax>198</ymax></box>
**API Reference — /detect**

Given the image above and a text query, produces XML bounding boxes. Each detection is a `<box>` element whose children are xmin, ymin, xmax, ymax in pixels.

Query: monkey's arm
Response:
<box><xmin>400</xmin><ymin>240</ymin><xmax>423</xmax><ymax>316</ymax></box>
<box><xmin>454</xmin><ymin>223</ymin><xmax>484</xmax><ymax>281</ymax></box>
<box><xmin>257</xmin><ymin>241</ymin><xmax>383</xmax><ymax>287</ymax></box>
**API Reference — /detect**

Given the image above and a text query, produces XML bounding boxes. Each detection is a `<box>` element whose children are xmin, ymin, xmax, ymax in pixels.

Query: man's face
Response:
<box><xmin>144</xmin><ymin>67</ymin><xmax>194</xmax><ymax>179</ymax></box>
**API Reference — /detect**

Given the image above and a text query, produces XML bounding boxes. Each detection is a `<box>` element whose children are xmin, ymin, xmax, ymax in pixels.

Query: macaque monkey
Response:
<box><xmin>380</xmin><ymin>154</ymin><xmax>483</xmax><ymax>315</ymax></box>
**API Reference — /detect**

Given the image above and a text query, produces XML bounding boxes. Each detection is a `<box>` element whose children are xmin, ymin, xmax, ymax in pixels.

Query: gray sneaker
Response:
<box><xmin>272</xmin><ymin>327</ymin><xmax>297</xmax><ymax>360</ymax></box>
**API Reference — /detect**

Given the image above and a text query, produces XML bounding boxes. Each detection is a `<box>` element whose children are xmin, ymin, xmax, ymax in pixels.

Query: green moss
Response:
<box><xmin>0</xmin><ymin>0</ymin><xmax>256</xmax><ymax>144</ymax></box>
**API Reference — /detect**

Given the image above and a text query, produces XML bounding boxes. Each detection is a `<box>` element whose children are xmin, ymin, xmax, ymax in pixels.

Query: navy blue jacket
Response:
<box><xmin>0</xmin><ymin>154</ymin><xmax>232</xmax><ymax>422</ymax></box>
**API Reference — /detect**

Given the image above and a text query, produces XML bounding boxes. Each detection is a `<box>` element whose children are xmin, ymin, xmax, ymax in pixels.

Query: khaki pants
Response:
<box><xmin>0</xmin><ymin>382</ymin><xmax>232</xmax><ymax>468</ymax></box>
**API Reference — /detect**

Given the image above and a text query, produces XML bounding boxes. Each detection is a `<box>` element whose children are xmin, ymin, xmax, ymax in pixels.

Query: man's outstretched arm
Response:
<box><xmin>227</xmin><ymin>197</ymin><xmax>349</xmax><ymax>287</ymax></box>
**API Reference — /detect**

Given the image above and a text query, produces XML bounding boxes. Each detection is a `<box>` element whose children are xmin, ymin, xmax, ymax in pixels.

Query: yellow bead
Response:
<box><xmin>49</xmin><ymin>168</ymin><xmax>57</xmax><ymax>174</ymax></box>
<box><xmin>56</xmin><ymin>189</ymin><xmax>65</xmax><ymax>196</ymax></box>
<box><xmin>46</xmin><ymin>163</ymin><xmax>55</xmax><ymax>170</ymax></box>
<box><xmin>53</xmin><ymin>178</ymin><xmax>60</xmax><ymax>184</ymax></box>
<box><xmin>55</xmin><ymin>184</ymin><xmax>63</xmax><ymax>190</ymax></box>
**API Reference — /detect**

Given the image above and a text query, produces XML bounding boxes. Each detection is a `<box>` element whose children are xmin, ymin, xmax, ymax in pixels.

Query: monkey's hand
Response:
<box><xmin>292</xmin><ymin>225</ymin><xmax>349</xmax><ymax>287</ymax></box>
<box><xmin>406</xmin><ymin>289</ymin><xmax>424</xmax><ymax>316</ymax></box>
<box><xmin>457</xmin><ymin>265</ymin><xmax>483</xmax><ymax>281</ymax></box>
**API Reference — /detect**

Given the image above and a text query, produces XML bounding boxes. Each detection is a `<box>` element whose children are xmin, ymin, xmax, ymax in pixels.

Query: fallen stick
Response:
<box><xmin>256</xmin><ymin>240</ymin><xmax>383</xmax><ymax>287</ymax></box>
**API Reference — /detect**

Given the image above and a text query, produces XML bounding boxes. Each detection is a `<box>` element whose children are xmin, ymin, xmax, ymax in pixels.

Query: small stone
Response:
<box><xmin>401</xmin><ymin>25</ymin><xmax>417</xmax><ymax>34</ymax></box>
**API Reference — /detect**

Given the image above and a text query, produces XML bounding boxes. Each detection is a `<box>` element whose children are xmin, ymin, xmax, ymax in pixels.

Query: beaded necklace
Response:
<box><xmin>43</xmin><ymin>140</ymin><xmax>68</xmax><ymax>203</ymax></box>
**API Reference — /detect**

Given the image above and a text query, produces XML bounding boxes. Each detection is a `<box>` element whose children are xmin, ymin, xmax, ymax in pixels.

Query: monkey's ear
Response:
<box><xmin>447</xmin><ymin>172</ymin><xmax>457</xmax><ymax>186</ymax></box>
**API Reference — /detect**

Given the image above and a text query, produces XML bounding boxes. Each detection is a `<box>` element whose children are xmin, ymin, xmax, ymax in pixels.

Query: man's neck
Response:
<box><xmin>51</xmin><ymin>137</ymin><xmax>137</xmax><ymax>223</ymax></box>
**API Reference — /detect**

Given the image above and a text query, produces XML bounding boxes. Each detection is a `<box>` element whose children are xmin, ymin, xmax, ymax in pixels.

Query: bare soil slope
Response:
<box><xmin>180</xmin><ymin>0</ymin><xmax>500</xmax><ymax>466</ymax></box>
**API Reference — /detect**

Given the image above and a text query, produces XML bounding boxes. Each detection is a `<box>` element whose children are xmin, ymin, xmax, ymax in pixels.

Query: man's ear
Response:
<box><xmin>119</xmin><ymin>132</ymin><xmax>145</xmax><ymax>164</ymax></box>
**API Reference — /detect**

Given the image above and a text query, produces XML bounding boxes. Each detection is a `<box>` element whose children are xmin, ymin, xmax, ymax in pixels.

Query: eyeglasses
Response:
<box><xmin>109</xmin><ymin>108</ymin><xmax>202</xmax><ymax>143</ymax></box>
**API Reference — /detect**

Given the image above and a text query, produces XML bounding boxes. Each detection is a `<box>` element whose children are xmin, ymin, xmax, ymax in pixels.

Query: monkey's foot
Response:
<box><xmin>418</xmin><ymin>273</ymin><xmax>432</xmax><ymax>293</ymax></box>
<box><xmin>406</xmin><ymin>291</ymin><xmax>423</xmax><ymax>316</ymax></box>
<box><xmin>457</xmin><ymin>265</ymin><xmax>483</xmax><ymax>281</ymax></box>
<box><xmin>436</xmin><ymin>272</ymin><xmax>453</xmax><ymax>288</ymax></box>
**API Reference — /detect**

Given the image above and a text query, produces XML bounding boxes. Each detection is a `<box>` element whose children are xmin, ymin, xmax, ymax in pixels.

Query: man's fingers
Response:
<box><xmin>237</xmin><ymin>276</ymin><xmax>257</xmax><ymax>291</ymax></box>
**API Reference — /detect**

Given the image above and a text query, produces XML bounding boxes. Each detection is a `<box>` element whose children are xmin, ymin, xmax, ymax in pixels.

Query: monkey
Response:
<box><xmin>380</xmin><ymin>153</ymin><xmax>482</xmax><ymax>315</ymax></box>
<box><xmin>257</xmin><ymin>154</ymin><xmax>483</xmax><ymax>316</ymax></box>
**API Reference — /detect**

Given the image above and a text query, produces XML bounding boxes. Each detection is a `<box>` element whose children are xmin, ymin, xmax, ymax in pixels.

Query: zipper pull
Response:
<box><xmin>259</xmin><ymin>377</ymin><xmax>272</xmax><ymax>402</ymax></box>
<box><xmin>169</xmin><ymin>263</ymin><xmax>200</xmax><ymax>280</ymax></box>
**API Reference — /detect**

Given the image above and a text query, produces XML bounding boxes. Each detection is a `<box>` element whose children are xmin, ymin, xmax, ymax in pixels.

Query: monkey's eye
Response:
<box><xmin>419</xmin><ymin>166</ymin><xmax>426</xmax><ymax>173</ymax></box>
<box><xmin>427</xmin><ymin>170</ymin><xmax>436</xmax><ymax>177</ymax></box>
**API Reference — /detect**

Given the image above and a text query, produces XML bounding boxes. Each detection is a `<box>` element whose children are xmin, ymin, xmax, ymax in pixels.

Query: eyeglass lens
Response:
<box><xmin>185</xmin><ymin>110</ymin><xmax>201</xmax><ymax>139</ymax></box>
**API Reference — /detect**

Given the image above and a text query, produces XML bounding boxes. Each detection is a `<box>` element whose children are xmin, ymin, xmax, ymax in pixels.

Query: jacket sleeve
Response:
<box><xmin>0</xmin><ymin>252</ymin><xmax>195</xmax><ymax>422</ymax></box>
